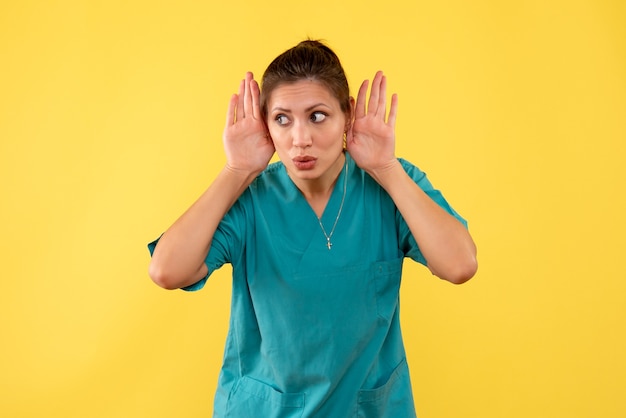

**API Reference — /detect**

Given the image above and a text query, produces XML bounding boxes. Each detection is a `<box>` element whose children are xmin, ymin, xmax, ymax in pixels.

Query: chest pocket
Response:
<box><xmin>373</xmin><ymin>258</ymin><xmax>404</xmax><ymax>322</ymax></box>
<box><xmin>225</xmin><ymin>376</ymin><xmax>304</xmax><ymax>418</ymax></box>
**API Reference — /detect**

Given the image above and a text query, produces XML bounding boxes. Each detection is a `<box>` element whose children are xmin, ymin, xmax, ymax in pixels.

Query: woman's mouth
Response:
<box><xmin>292</xmin><ymin>156</ymin><xmax>317</xmax><ymax>170</ymax></box>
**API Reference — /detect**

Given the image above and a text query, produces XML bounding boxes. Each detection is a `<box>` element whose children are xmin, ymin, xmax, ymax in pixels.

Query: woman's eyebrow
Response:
<box><xmin>271</xmin><ymin>103</ymin><xmax>331</xmax><ymax>113</ymax></box>
<box><xmin>306</xmin><ymin>103</ymin><xmax>331</xmax><ymax>112</ymax></box>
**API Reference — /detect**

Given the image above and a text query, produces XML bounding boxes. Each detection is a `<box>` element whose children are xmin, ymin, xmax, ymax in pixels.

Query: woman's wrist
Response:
<box><xmin>366</xmin><ymin>158</ymin><xmax>403</xmax><ymax>190</ymax></box>
<box><xmin>223</xmin><ymin>163</ymin><xmax>264</xmax><ymax>185</ymax></box>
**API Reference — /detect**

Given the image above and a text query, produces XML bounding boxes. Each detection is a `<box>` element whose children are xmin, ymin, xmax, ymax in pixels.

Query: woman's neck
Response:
<box><xmin>292</xmin><ymin>153</ymin><xmax>346</xmax><ymax>217</ymax></box>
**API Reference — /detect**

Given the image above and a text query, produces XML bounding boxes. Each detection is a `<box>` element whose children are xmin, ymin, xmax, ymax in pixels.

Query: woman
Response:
<box><xmin>148</xmin><ymin>40</ymin><xmax>477</xmax><ymax>417</ymax></box>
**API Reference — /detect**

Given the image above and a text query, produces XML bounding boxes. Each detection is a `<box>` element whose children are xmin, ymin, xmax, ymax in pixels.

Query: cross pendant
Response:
<box><xmin>326</xmin><ymin>238</ymin><xmax>332</xmax><ymax>250</ymax></box>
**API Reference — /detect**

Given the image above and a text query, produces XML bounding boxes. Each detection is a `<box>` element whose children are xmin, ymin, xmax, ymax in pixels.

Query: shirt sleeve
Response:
<box><xmin>395</xmin><ymin>158</ymin><xmax>468</xmax><ymax>265</ymax></box>
<box><xmin>146</xmin><ymin>191</ymin><xmax>248</xmax><ymax>292</ymax></box>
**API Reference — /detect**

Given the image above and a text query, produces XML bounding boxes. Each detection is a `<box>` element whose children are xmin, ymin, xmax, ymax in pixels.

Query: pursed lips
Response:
<box><xmin>292</xmin><ymin>156</ymin><xmax>317</xmax><ymax>170</ymax></box>
<box><xmin>293</xmin><ymin>155</ymin><xmax>316</xmax><ymax>162</ymax></box>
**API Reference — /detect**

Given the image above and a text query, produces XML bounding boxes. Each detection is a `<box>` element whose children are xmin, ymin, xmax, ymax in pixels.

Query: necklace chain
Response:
<box><xmin>317</xmin><ymin>160</ymin><xmax>348</xmax><ymax>250</ymax></box>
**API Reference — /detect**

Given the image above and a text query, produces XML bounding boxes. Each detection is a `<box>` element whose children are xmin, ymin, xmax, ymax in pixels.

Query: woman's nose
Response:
<box><xmin>292</xmin><ymin>122</ymin><xmax>312</xmax><ymax>148</ymax></box>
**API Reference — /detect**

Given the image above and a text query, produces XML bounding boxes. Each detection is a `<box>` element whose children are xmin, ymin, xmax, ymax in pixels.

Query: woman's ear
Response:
<box><xmin>345</xmin><ymin>96</ymin><xmax>356</xmax><ymax>131</ymax></box>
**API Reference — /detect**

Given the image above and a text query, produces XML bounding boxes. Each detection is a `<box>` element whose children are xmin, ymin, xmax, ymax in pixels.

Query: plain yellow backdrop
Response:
<box><xmin>1</xmin><ymin>0</ymin><xmax>625</xmax><ymax>417</ymax></box>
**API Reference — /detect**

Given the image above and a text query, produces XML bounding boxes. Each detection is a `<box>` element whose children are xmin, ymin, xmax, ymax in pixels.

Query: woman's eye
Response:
<box><xmin>275</xmin><ymin>115</ymin><xmax>289</xmax><ymax>125</ymax></box>
<box><xmin>310</xmin><ymin>112</ymin><xmax>326</xmax><ymax>123</ymax></box>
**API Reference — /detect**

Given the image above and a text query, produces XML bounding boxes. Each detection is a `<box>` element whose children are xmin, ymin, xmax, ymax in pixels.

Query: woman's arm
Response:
<box><xmin>149</xmin><ymin>167</ymin><xmax>259</xmax><ymax>289</ymax></box>
<box><xmin>347</xmin><ymin>72</ymin><xmax>477</xmax><ymax>284</ymax></box>
<box><xmin>368</xmin><ymin>161</ymin><xmax>477</xmax><ymax>284</ymax></box>
<box><xmin>149</xmin><ymin>72</ymin><xmax>274</xmax><ymax>289</ymax></box>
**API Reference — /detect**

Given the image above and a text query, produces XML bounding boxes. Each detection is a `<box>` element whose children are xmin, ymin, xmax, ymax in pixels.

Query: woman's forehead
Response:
<box><xmin>267</xmin><ymin>80</ymin><xmax>339</xmax><ymax>111</ymax></box>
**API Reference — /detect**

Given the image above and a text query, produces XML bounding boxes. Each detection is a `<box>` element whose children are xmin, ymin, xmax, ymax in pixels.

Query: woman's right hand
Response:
<box><xmin>223</xmin><ymin>72</ymin><xmax>275</xmax><ymax>174</ymax></box>
<box><xmin>150</xmin><ymin>73</ymin><xmax>274</xmax><ymax>290</ymax></box>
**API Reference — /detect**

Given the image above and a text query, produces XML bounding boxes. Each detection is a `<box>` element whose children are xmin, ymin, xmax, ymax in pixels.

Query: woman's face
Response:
<box><xmin>266</xmin><ymin>80</ymin><xmax>349</xmax><ymax>183</ymax></box>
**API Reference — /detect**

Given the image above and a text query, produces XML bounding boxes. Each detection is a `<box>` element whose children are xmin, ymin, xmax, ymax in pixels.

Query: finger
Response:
<box><xmin>387</xmin><ymin>93</ymin><xmax>398</xmax><ymax>127</ymax></box>
<box><xmin>243</xmin><ymin>72</ymin><xmax>253</xmax><ymax>119</ymax></box>
<box><xmin>236</xmin><ymin>79</ymin><xmax>245</xmax><ymax>121</ymax></box>
<box><xmin>376</xmin><ymin>74</ymin><xmax>389</xmax><ymax>120</ymax></box>
<box><xmin>226</xmin><ymin>93</ymin><xmax>237</xmax><ymax>126</ymax></box>
<box><xmin>251</xmin><ymin>77</ymin><xmax>261</xmax><ymax>120</ymax></box>
<box><xmin>368</xmin><ymin>71</ymin><xmax>383</xmax><ymax>116</ymax></box>
<box><xmin>355</xmin><ymin>80</ymin><xmax>369</xmax><ymax>118</ymax></box>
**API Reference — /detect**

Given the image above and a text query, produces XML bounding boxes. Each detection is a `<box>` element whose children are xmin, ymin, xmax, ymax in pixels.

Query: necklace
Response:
<box><xmin>316</xmin><ymin>159</ymin><xmax>348</xmax><ymax>250</ymax></box>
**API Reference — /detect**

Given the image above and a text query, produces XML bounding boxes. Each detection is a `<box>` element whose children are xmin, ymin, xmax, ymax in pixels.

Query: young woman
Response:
<box><xmin>148</xmin><ymin>40</ymin><xmax>477</xmax><ymax>417</ymax></box>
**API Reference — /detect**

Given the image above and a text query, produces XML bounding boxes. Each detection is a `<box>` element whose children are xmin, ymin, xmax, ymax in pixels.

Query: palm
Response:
<box><xmin>223</xmin><ymin>72</ymin><xmax>275</xmax><ymax>173</ymax></box>
<box><xmin>346</xmin><ymin>71</ymin><xmax>398</xmax><ymax>173</ymax></box>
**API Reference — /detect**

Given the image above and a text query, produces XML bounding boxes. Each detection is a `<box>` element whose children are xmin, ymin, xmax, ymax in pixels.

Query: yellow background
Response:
<box><xmin>1</xmin><ymin>0</ymin><xmax>625</xmax><ymax>417</ymax></box>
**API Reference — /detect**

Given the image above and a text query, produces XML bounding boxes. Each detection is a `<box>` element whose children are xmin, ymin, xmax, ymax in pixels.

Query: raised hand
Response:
<box><xmin>346</xmin><ymin>71</ymin><xmax>398</xmax><ymax>174</ymax></box>
<box><xmin>223</xmin><ymin>72</ymin><xmax>275</xmax><ymax>174</ymax></box>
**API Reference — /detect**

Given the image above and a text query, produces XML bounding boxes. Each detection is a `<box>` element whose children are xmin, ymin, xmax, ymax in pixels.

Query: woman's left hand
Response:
<box><xmin>346</xmin><ymin>71</ymin><xmax>398</xmax><ymax>175</ymax></box>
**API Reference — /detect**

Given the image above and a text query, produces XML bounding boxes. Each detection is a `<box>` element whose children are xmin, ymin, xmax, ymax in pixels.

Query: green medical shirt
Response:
<box><xmin>149</xmin><ymin>153</ymin><xmax>467</xmax><ymax>418</ymax></box>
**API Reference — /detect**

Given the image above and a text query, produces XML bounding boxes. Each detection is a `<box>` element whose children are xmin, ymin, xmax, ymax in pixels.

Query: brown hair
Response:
<box><xmin>260</xmin><ymin>40</ymin><xmax>351</xmax><ymax>119</ymax></box>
